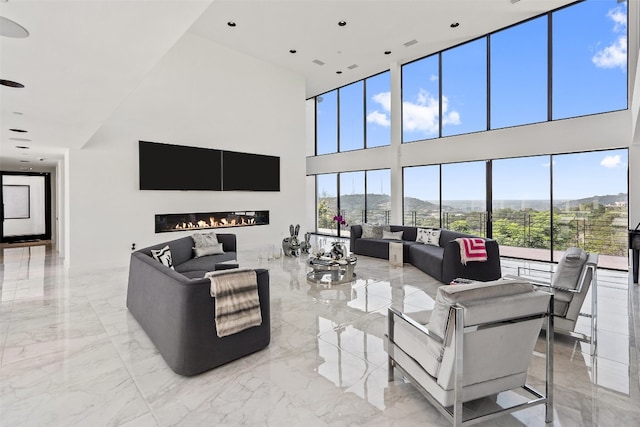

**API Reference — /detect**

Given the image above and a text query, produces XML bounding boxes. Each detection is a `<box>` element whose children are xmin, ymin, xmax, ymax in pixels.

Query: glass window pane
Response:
<box><xmin>442</xmin><ymin>38</ymin><xmax>487</xmax><ymax>137</ymax></box>
<box><xmin>552</xmin><ymin>150</ymin><xmax>628</xmax><ymax>266</ymax></box>
<box><xmin>441</xmin><ymin>161</ymin><xmax>486</xmax><ymax>236</ymax></box>
<box><xmin>339</xmin><ymin>171</ymin><xmax>365</xmax><ymax>236</ymax></box>
<box><xmin>492</xmin><ymin>156</ymin><xmax>551</xmax><ymax>261</ymax></box>
<box><xmin>339</xmin><ymin>82</ymin><xmax>365</xmax><ymax>152</ymax></box>
<box><xmin>365</xmin><ymin>169</ymin><xmax>390</xmax><ymax>224</ymax></box>
<box><xmin>552</xmin><ymin>0</ymin><xmax>627</xmax><ymax>119</ymax></box>
<box><xmin>316</xmin><ymin>90</ymin><xmax>337</xmax><ymax>155</ymax></box>
<box><xmin>366</xmin><ymin>72</ymin><xmax>391</xmax><ymax>148</ymax></box>
<box><xmin>403</xmin><ymin>165</ymin><xmax>440</xmax><ymax>227</ymax></box>
<box><xmin>491</xmin><ymin>17</ymin><xmax>548</xmax><ymax>129</ymax></box>
<box><xmin>402</xmin><ymin>55</ymin><xmax>440</xmax><ymax>143</ymax></box>
<box><xmin>317</xmin><ymin>174</ymin><xmax>337</xmax><ymax>235</ymax></box>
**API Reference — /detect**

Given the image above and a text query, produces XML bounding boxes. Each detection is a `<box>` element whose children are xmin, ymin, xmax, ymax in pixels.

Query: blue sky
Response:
<box><xmin>319</xmin><ymin>0</ymin><xmax>628</xmax><ymax>202</ymax></box>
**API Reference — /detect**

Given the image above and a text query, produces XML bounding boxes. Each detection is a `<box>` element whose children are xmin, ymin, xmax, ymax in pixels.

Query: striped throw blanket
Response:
<box><xmin>455</xmin><ymin>238</ymin><xmax>488</xmax><ymax>265</ymax></box>
<box><xmin>206</xmin><ymin>269</ymin><xmax>262</xmax><ymax>337</ymax></box>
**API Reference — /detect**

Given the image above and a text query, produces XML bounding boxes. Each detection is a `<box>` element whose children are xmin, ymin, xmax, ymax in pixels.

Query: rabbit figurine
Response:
<box><xmin>300</xmin><ymin>232</ymin><xmax>312</xmax><ymax>254</ymax></box>
<box><xmin>282</xmin><ymin>224</ymin><xmax>301</xmax><ymax>256</ymax></box>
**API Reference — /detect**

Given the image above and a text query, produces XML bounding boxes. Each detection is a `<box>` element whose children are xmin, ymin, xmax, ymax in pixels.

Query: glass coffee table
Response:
<box><xmin>306</xmin><ymin>255</ymin><xmax>357</xmax><ymax>285</ymax></box>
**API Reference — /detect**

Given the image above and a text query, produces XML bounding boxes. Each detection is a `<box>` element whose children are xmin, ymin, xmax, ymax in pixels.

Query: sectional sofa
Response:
<box><xmin>349</xmin><ymin>225</ymin><xmax>502</xmax><ymax>284</ymax></box>
<box><xmin>127</xmin><ymin>233</ymin><xmax>271</xmax><ymax>376</ymax></box>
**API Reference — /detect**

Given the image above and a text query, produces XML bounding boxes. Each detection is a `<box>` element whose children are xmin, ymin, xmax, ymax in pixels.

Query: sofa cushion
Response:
<box><xmin>175</xmin><ymin>251</ymin><xmax>236</xmax><ymax>273</ymax></box>
<box><xmin>194</xmin><ymin>242</ymin><xmax>225</xmax><ymax>258</ymax></box>
<box><xmin>362</xmin><ymin>223</ymin><xmax>389</xmax><ymax>239</ymax></box>
<box><xmin>383</xmin><ymin>230</ymin><xmax>404</xmax><ymax>240</ymax></box>
<box><xmin>151</xmin><ymin>245</ymin><xmax>174</xmax><ymax>270</ymax></box>
<box><xmin>417</xmin><ymin>228</ymin><xmax>441</xmax><ymax>246</ymax></box>
<box><xmin>409</xmin><ymin>244</ymin><xmax>445</xmax><ymax>280</ymax></box>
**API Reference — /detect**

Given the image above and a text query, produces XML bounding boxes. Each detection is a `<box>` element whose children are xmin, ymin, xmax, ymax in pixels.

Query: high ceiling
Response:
<box><xmin>0</xmin><ymin>0</ymin><xmax>575</xmax><ymax>170</ymax></box>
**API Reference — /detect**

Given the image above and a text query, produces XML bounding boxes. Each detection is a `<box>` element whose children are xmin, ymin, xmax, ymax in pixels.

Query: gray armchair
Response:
<box><xmin>386</xmin><ymin>279</ymin><xmax>553</xmax><ymax>426</ymax></box>
<box><xmin>509</xmin><ymin>247</ymin><xmax>598</xmax><ymax>348</ymax></box>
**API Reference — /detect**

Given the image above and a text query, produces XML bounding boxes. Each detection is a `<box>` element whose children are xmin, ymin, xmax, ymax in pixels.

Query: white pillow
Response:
<box><xmin>151</xmin><ymin>245</ymin><xmax>174</xmax><ymax>270</ymax></box>
<box><xmin>362</xmin><ymin>223</ymin><xmax>381</xmax><ymax>239</ymax></box>
<box><xmin>416</xmin><ymin>228</ymin><xmax>431</xmax><ymax>244</ymax></box>
<box><xmin>382</xmin><ymin>230</ymin><xmax>404</xmax><ymax>240</ymax></box>
<box><xmin>194</xmin><ymin>243</ymin><xmax>225</xmax><ymax>258</ymax></box>
<box><xmin>192</xmin><ymin>232</ymin><xmax>219</xmax><ymax>248</ymax></box>
<box><xmin>426</xmin><ymin>229</ymin><xmax>441</xmax><ymax>246</ymax></box>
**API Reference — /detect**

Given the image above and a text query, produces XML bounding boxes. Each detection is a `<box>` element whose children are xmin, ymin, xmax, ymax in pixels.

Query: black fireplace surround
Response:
<box><xmin>155</xmin><ymin>210</ymin><xmax>269</xmax><ymax>233</ymax></box>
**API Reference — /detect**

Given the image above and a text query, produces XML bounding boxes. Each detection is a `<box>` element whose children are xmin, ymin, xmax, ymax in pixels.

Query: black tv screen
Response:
<box><xmin>222</xmin><ymin>150</ymin><xmax>280</xmax><ymax>191</ymax></box>
<box><xmin>139</xmin><ymin>141</ymin><xmax>222</xmax><ymax>190</ymax></box>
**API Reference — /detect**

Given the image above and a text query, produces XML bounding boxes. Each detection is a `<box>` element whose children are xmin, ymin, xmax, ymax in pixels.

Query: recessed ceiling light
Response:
<box><xmin>312</xmin><ymin>59</ymin><xmax>325</xmax><ymax>66</ymax></box>
<box><xmin>289</xmin><ymin>49</ymin><xmax>297</xmax><ymax>54</ymax></box>
<box><xmin>384</xmin><ymin>50</ymin><xmax>392</xmax><ymax>55</ymax></box>
<box><xmin>0</xmin><ymin>79</ymin><xmax>25</xmax><ymax>88</ymax></box>
<box><xmin>336</xmin><ymin>71</ymin><xmax>342</xmax><ymax>74</ymax></box>
<box><xmin>450</xmin><ymin>22</ymin><xmax>460</xmax><ymax>28</ymax></box>
<box><xmin>227</xmin><ymin>21</ymin><xmax>236</xmax><ymax>27</ymax></box>
<box><xmin>15</xmin><ymin>145</ymin><xmax>29</xmax><ymax>149</ymax></box>
<box><xmin>13</xmin><ymin>111</ymin><xmax>23</xmax><ymax>115</ymax></box>
<box><xmin>0</xmin><ymin>16</ymin><xmax>29</xmax><ymax>38</ymax></box>
<box><xmin>338</xmin><ymin>21</ymin><xmax>347</xmax><ymax>27</ymax></box>
<box><xmin>9</xmin><ymin>137</ymin><xmax>31</xmax><ymax>141</ymax></box>
<box><xmin>10</xmin><ymin>128</ymin><xmax>27</xmax><ymax>133</ymax></box>
<box><xmin>19</xmin><ymin>160</ymin><xmax>30</xmax><ymax>163</ymax></box>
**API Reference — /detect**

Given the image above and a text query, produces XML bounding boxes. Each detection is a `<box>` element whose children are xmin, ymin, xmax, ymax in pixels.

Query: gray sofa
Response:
<box><xmin>126</xmin><ymin>234</ymin><xmax>270</xmax><ymax>376</ymax></box>
<box><xmin>350</xmin><ymin>225</ymin><xmax>501</xmax><ymax>284</ymax></box>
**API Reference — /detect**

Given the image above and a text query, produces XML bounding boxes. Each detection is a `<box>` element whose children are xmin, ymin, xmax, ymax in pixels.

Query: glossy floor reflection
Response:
<box><xmin>0</xmin><ymin>241</ymin><xmax>639</xmax><ymax>426</ymax></box>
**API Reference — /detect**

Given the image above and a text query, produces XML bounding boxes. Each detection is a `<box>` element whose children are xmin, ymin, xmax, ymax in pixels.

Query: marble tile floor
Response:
<box><xmin>0</xmin><ymin>242</ymin><xmax>639</xmax><ymax>426</ymax></box>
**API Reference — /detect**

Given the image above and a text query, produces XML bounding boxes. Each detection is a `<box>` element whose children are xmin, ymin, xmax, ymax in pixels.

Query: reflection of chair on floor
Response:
<box><xmin>509</xmin><ymin>247</ymin><xmax>598</xmax><ymax>349</ymax></box>
<box><xmin>386</xmin><ymin>279</ymin><xmax>554</xmax><ymax>426</ymax></box>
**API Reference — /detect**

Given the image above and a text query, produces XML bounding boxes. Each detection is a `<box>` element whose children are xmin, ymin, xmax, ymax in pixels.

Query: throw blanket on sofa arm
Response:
<box><xmin>455</xmin><ymin>238</ymin><xmax>488</xmax><ymax>265</ymax></box>
<box><xmin>206</xmin><ymin>269</ymin><xmax>262</xmax><ymax>337</ymax></box>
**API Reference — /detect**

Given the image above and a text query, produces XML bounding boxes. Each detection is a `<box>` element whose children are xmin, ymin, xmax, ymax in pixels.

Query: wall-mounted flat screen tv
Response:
<box><xmin>222</xmin><ymin>150</ymin><xmax>280</xmax><ymax>191</ymax></box>
<box><xmin>139</xmin><ymin>141</ymin><xmax>222</xmax><ymax>190</ymax></box>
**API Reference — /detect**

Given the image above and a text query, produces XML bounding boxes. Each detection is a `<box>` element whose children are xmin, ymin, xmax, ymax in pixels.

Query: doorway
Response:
<box><xmin>1</xmin><ymin>172</ymin><xmax>51</xmax><ymax>243</ymax></box>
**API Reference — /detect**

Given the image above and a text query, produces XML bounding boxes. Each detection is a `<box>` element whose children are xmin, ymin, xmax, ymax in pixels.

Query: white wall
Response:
<box><xmin>66</xmin><ymin>33</ymin><xmax>306</xmax><ymax>270</ymax></box>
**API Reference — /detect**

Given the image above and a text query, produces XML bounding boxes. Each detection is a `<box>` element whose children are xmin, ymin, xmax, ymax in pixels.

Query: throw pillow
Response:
<box><xmin>416</xmin><ymin>228</ymin><xmax>431</xmax><ymax>244</ymax></box>
<box><xmin>151</xmin><ymin>245</ymin><xmax>174</xmax><ymax>270</ymax></box>
<box><xmin>194</xmin><ymin>243</ymin><xmax>225</xmax><ymax>258</ymax></box>
<box><xmin>362</xmin><ymin>223</ymin><xmax>382</xmax><ymax>239</ymax></box>
<box><xmin>382</xmin><ymin>230</ymin><xmax>404</xmax><ymax>240</ymax></box>
<box><xmin>426</xmin><ymin>229</ymin><xmax>441</xmax><ymax>246</ymax></box>
<box><xmin>192</xmin><ymin>232</ymin><xmax>219</xmax><ymax>248</ymax></box>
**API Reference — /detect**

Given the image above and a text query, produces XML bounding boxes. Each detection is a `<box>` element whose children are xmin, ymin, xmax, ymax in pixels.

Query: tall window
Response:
<box><xmin>316</xmin><ymin>91</ymin><xmax>337</xmax><ymax>155</ymax></box>
<box><xmin>490</xmin><ymin>17</ymin><xmax>548</xmax><ymax>129</ymax></box>
<box><xmin>339</xmin><ymin>82</ymin><xmax>364</xmax><ymax>152</ymax></box>
<box><xmin>402</xmin><ymin>55</ymin><xmax>440</xmax><ymax>142</ymax></box>
<box><xmin>552</xmin><ymin>150</ymin><xmax>628</xmax><ymax>258</ymax></box>
<box><xmin>441</xmin><ymin>161</ymin><xmax>486</xmax><ymax>236</ymax></box>
<box><xmin>403</xmin><ymin>165</ymin><xmax>440</xmax><ymax>227</ymax></box>
<box><xmin>366</xmin><ymin>71</ymin><xmax>391</xmax><ymax>148</ymax></box>
<box><xmin>492</xmin><ymin>156</ymin><xmax>551</xmax><ymax>261</ymax></box>
<box><xmin>441</xmin><ymin>38</ymin><xmax>487</xmax><ymax>137</ymax></box>
<box><xmin>339</xmin><ymin>172</ymin><xmax>365</xmax><ymax>236</ymax></box>
<box><xmin>365</xmin><ymin>169</ymin><xmax>391</xmax><ymax>224</ymax></box>
<box><xmin>317</xmin><ymin>174</ymin><xmax>338</xmax><ymax>235</ymax></box>
<box><xmin>552</xmin><ymin>0</ymin><xmax>627</xmax><ymax>119</ymax></box>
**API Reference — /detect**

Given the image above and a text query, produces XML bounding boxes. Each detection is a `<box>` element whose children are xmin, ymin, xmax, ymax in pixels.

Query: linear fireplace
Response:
<box><xmin>155</xmin><ymin>210</ymin><xmax>269</xmax><ymax>233</ymax></box>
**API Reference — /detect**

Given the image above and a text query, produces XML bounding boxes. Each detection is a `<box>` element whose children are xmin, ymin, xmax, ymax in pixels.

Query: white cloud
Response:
<box><xmin>429</xmin><ymin>74</ymin><xmax>438</xmax><ymax>81</ymax></box>
<box><xmin>366</xmin><ymin>111</ymin><xmax>390</xmax><ymax>127</ymax></box>
<box><xmin>366</xmin><ymin>91</ymin><xmax>391</xmax><ymax>127</ymax></box>
<box><xmin>542</xmin><ymin>161</ymin><xmax>555</xmax><ymax>168</ymax></box>
<box><xmin>592</xmin><ymin>36</ymin><xmax>627</xmax><ymax>69</ymax></box>
<box><xmin>403</xmin><ymin>89</ymin><xmax>460</xmax><ymax>135</ymax></box>
<box><xmin>601</xmin><ymin>154</ymin><xmax>622</xmax><ymax>168</ymax></box>
<box><xmin>592</xmin><ymin>5</ymin><xmax>627</xmax><ymax>70</ymax></box>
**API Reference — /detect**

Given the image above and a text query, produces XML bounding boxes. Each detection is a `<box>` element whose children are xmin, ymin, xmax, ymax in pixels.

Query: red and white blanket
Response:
<box><xmin>455</xmin><ymin>238</ymin><xmax>488</xmax><ymax>265</ymax></box>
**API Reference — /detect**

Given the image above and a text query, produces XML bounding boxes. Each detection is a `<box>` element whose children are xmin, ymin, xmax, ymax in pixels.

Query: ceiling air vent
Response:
<box><xmin>347</xmin><ymin>64</ymin><xmax>358</xmax><ymax>70</ymax></box>
<box><xmin>404</xmin><ymin>39</ymin><xmax>418</xmax><ymax>47</ymax></box>
<box><xmin>312</xmin><ymin>59</ymin><xmax>325</xmax><ymax>66</ymax></box>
